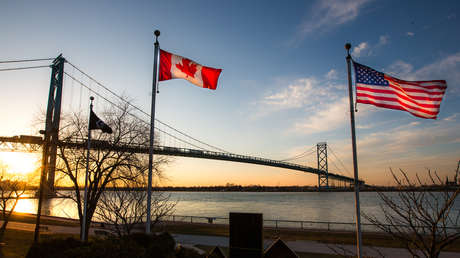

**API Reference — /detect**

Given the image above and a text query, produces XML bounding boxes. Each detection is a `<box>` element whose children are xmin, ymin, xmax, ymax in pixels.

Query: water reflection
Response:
<box><xmin>10</xmin><ymin>191</ymin><xmax>460</xmax><ymax>226</ymax></box>
<box><xmin>15</xmin><ymin>199</ymin><xmax>36</xmax><ymax>214</ymax></box>
<box><xmin>12</xmin><ymin>196</ymin><xmax>79</xmax><ymax>219</ymax></box>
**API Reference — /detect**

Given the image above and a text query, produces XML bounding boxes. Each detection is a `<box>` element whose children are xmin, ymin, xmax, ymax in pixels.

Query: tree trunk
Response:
<box><xmin>0</xmin><ymin>199</ymin><xmax>18</xmax><ymax>241</ymax></box>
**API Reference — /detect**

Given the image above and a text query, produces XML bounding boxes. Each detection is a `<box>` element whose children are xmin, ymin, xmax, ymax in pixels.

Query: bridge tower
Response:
<box><xmin>41</xmin><ymin>55</ymin><xmax>65</xmax><ymax>195</ymax></box>
<box><xmin>317</xmin><ymin>142</ymin><xmax>328</xmax><ymax>189</ymax></box>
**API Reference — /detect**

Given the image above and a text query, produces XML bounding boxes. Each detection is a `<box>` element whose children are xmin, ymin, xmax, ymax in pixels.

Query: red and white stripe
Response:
<box><xmin>159</xmin><ymin>49</ymin><xmax>222</xmax><ymax>90</ymax></box>
<box><xmin>356</xmin><ymin>75</ymin><xmax>447</xmax><ymax>119</ymax></box>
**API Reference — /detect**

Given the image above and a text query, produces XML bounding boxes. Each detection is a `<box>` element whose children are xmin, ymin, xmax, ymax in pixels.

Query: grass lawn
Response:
<box><xmin>7</xmin><ymin>213</ymin><xmax>79</xmax><ymax>227</ymax></box>
<box><xmin>0</xmin><ymin>229</ymin><xmax>77</xmax><ymax>258</ymax></box>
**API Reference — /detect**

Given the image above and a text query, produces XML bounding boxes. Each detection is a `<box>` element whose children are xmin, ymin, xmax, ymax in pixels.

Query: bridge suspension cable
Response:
<box><xmin>278</xmin><ymin>146</ymin><xmax>316</xmax><ymax>162</ymax></box>
<box><xmin>63</xmin><ymin>71</ymin><xmax>209</xmax><ymax>151</ymax></box>
<box><xmin>0</xmin><ymin>65</ymin><xmax>50</xmax><ymax>72</ymax></box>
<box><xmin>62</xmin><ymin>71</ymin><xmax>208</xmax><ymax>151</ymax></box>
<box><xmin>328</xmin><ymin>158</ymin><xmax>342</xmax><ymax>174</ymax></box>
<box><xmin>0</xmin><ymin>58</ymin><xmax>54</xmax><ymax>64</ymax></box>
<box><xmin>65</xmin><ymin>60</ymin><xmax>230</xmax><ymax>153</ymax></box>
<box><xmin>328</xmin><ymin>145</ymin><xmax>352</xmax><ymax>178</ymax></box>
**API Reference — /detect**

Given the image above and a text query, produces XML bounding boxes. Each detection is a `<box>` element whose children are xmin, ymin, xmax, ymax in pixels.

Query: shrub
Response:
<box><xmin>26</xmin><ymin>238</ymin><xmax>84</xmax><ymax>258</ymax></box>
<box><xmin>26</xmin><ymin>232</ymin><xmax>204</xmax><ymax>258</ymax></box>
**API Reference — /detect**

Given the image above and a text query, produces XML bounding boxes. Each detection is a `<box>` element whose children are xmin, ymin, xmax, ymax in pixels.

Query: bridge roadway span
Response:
<box><xmin>0</xmin><ymin>135</ymin><xmax>363</xmax><ymax>184</ymax></box>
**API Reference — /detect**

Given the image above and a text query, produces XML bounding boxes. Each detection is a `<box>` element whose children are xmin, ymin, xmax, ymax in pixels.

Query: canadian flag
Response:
<box><xmin>159</xmin><ymin>49</ymin><xmax>222</xmax><ymax>90</ymax></box>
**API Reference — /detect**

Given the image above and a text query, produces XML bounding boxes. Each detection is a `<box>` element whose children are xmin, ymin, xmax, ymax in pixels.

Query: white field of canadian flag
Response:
<box><xmin>159</xmin><ymin>49</ymin><xmax>222</xmax><ymax>90</ymax></box>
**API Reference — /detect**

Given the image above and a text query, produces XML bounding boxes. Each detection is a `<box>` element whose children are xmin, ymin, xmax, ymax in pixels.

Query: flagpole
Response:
<box><xmin>146</xmin><ymin>30</ymin><xmax>160</xmax><ymax>234</ymax></box>
<box><xmin>345</xmin><ymin>43</ymin><xmax>363</xmax><ymax>258</ymax></box>
<box><xmin>81</xmin><ymin>96</ymin><xmax>94</xmax><ymax>241</ymax></box>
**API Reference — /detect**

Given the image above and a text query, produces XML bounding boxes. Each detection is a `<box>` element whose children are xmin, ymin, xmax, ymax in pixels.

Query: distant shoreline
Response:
<box><xmin>48</xmin><ymin>185</ymin><xmax>459</xmax><ymax>192</ymax></box>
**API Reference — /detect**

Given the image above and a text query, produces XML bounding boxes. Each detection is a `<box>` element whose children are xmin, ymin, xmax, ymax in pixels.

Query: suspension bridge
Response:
<box><xmin>0</xmin><ymin>55</ymin><xmax>364</xmax><ymax>193</ymax></box>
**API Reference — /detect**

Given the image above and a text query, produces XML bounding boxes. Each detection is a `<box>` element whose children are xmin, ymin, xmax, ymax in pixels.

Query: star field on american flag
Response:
<box><xmin>355</xmin><ymin>62</ymin><xmax>389</xmax><ymax>86</ymax></box>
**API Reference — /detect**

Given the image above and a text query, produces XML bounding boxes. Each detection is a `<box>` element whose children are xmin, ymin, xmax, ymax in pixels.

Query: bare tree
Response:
<box><xmin>0</xmin><ymin>164</ymin><xmax>27</xmax><ymax>240</ymax></box>
<box><xmin>55</xmin><ymin>102</ymin><xmax>170</xmax><ymax>240</ymax></box>
<box><xmin>95</xmin><ymin>180</ymin><xmax>176</xmax><ymax>237</ymax></box>
<box><xmin>363</xmin><ymin>167</ymin><xmax>460</xmax><ymax>258</ymax></box>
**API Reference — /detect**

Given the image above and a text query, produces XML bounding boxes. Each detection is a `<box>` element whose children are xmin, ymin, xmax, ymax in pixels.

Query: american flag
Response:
<box><xmin>353</xmin><ymin>62</ymin><xmax>447</xmax><ymax>119</ymax></box>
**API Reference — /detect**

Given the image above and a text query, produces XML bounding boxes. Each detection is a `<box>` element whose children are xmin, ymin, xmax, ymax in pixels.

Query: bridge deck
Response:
<box><xmin>0</xmin><ymin>136</ymin><xmax>363</xmax><ymax>184</ymax></box>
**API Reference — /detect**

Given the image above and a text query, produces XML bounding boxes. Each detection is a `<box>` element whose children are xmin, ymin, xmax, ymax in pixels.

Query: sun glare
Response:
<box><xmin>14</xmin><ymin>198</ymin><xmax>36</xmax><ymax>214</ymax></box>
<box><xmin>0</xmin><ymin>152</ymin><xmax>40</xmax><ymax>178</ymax></box>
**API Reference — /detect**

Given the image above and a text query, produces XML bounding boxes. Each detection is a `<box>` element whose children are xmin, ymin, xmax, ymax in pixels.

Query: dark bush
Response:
<box><xmin>26</xmin><ymin>237</ymin><xmax>84</xmax><ymax>258</ymax></box>
<box><xmin>175</xmin><ymin>245</ymin><xmax>205</xmax><ymax>258</ymax></box>
<box><xmin>121</xmin><ymin>232</ymin><xmax>176</xmax><ymax>258</ymax></box>
<box><xmin>26</xmin><ymin>232</ymin><xmax>203</xmax><ymax>258</ymax></box>
<box><xmin>147</xmin><ymin>232</ymin><xmax>176</xmax><ymax>257</ymax></box>
<box><xmin>72</xmin><ymin>239</ymin><xmax>145</xmax><ymax>258</ymax></box>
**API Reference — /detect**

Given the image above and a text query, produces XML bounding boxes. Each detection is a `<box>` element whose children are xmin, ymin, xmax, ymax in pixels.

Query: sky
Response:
<box><xmin>0</xmin><ymin>0</ymin><xmax>459</xmax><ymax>186</ymax></box>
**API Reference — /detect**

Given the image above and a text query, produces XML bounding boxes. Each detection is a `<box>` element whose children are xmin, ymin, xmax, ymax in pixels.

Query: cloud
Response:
<box><xmin>351</xmin><ymin>42</ymin><xmax>369</xmax><ymax>57</ymax></box>
<box><xmin>325</xmin><ymin>121</ymin><xmax>460</xmax><ymax>178</ymax></box>
<box><xmin>351</xmin><ymin>35</ymin><xmax>388</xmax><ymax>58</ymax></box>
<box><xmin>356</xmin><ymin>124</ymin><xmax>372</xmax><ymax>129</ymax></box>
<box><xmin>253</xmin><ymin>73</ymin><xmax>356</xmax><ymax>134</ymax></box>
<box><xmin>385</xmin><ymin>52</ymin><xmax>460</xmax><ymax>93</ymax></box>
<box><xmin>358</xmin><ymin>123</ymin><xmax>460</xmax><ymax>155</ymax></box>
<box><xmin>385</xmin><ymin>60</ymin><xmax>414</xmax><ymax>78</ymax></box>
<box><xmin>407</xmin><ymin>32</ymin><xmax>415</xmax><ymax>37</ymax></box>
<box><xmin>294</xmin><ymin>0</ymin><xmax>371</xmax><ymax>42</ymax></box>
<box><xmin>414</xmin><ymin>52</ymin><xmax>460</xmax><ymax>85</ymax></box>
<box><xmin>256</xmin><ymin>74</ymin><xmax>345</xmax><ymax>114</ymax></box>
<box><xmin>378</xmin><ymin>35</ymin><xmax>389</xmax><ymax>45</ymax></box>
<box><xmin>259</xmin><ymin>78</ymin><xmax>317</xmax><ymax>110</ymax></box>
<box><xmin>294</xmin><ymin>97</ymin><xmax>349</xmax><ymax>134</ymax></box>
<box><xmin>325</xmin><ymin>69</ymin><xmax>338</xmax><ymax>80</ymax></box>
<box><xmin>444</xmin><ymin>113</ymin><xmax>459</xmax><ymax>122</ymax></box>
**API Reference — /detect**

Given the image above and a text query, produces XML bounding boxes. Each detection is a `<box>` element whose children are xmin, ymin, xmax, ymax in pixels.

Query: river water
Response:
<box><xmin>15</xmin><ymin>189</ymin><xmax>460</xmax><ymax>231</ymax></box>
<box><xmin>14</xmin><ymin>191</ymin><xmax>460</xmax><ymax>226</ymax></box>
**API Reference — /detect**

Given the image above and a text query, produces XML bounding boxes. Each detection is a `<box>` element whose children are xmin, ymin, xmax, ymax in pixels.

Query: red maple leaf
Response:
<box><xmin>176</xmin><ymin>58</ymin><xmax>197</xmax><ymax>78</ymax></box>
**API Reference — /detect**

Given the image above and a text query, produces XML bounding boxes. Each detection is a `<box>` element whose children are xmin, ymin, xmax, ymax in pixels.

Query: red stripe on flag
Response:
<box><xmin>356</xmin><ymin>90</ymin><xmax>440</xmax><ymax>115</ymax></box>
<box><xmin>159</xmin><ymin>50</ymin><xmax>172</xmax><ymax>81</ymax></box>
<box><xmin>357</xmin><ymin>92</ymin><xmax>440</xmax><ymax>116</ymax></box>
<box><xmin>388</xmin><ymin>84</ymin><xmax>444</xmax><ymax>102</ymax></box>
<box><xmin>386</xmin><ymin>76</ymin><xmax>447</xmax><ymax>88</ymax></box>
<box><xmin>357</xmin><ymin>85</ymin><xmax>445</xmax><ymax>102</ymax></box>
<box><xmin>201</xmin><ymin>66</ymin><xmax>222</xmax><ymax>90</ymax></box>
<box><xmin>357</xmin><ymin>99</ymin><xmax>437</xmax><ymax>119</ymax></box>
<box><xmin>387</xmin><ymin>79</ymin><xmax>446</xmax><ymax>95</ymax></box>
<box><xmin>357</xmin><ymin>92</ymin><xmax>441</xmax><ymax>109</ymax></box>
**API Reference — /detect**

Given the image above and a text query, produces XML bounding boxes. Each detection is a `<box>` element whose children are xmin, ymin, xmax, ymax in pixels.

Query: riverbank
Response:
<box><xmin>2</xmin><ymin>212</ymin><xmax>460</xmax><ymax>257</ymax></box>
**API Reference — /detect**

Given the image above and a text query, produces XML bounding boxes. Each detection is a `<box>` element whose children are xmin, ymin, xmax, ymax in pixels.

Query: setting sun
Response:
<box><xmin>0</xmin><ymin>152</ymin><xmax>40</xmax><ymax>177</ymax></box>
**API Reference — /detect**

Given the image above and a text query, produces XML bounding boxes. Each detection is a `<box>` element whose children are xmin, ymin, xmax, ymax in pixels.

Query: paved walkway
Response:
<box><xmin>5</xmin><ymin>220</ymin><xmax>460</xmax><ymax>257</ymax></box>
<box><xmin>173</xmin><ymin>233</ymin><xmax>460</xmax><ymax>258</ymax></box>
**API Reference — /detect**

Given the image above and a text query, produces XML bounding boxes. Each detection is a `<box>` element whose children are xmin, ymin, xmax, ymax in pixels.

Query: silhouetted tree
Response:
<box><xmin>363</xmin><ymin>167</ymin><xmax>460</xmax><ymax>258</ymax></box>
<box><xmin>95</xmin><ymin>180</ymin><xmax>176</xmax><ymax>237</ymax></box>
<box><xmin>55</xmin><ymin>102</ymin><xmax>170</xmax><ymax>240</ymax></box>
<box><xmin>0</xmin><ymin>164</ymin><xmax>27</xmax><ymax>240</ymax></box>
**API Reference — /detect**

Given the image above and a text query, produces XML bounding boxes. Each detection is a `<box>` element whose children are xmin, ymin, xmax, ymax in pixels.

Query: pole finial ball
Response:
<box><xmin>345</xmin><ymin>43</ymin><xmax>351</xmax><ymax>50</ymax></box>
<box><xmin>154</xmin><ymin>30</ymin><xmax>160</xmax><ymax>37</ymax></box>
<box><xmin>90</xmin><ymin>96</ymin><xmax>94</xmax><ymax>101</ymax></box>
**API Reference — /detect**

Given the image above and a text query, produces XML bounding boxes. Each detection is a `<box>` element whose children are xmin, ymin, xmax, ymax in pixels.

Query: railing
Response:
<box><xmin>161</xmin><ymin>214</ymin><xmax>460</xmax><ymax>233</ymax></box>
<box><xmin>162</xmin><ymin>214</ymin><xmax>362</xmax><ymax>231</ymax></box>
